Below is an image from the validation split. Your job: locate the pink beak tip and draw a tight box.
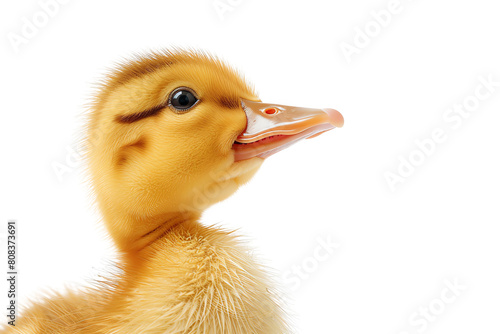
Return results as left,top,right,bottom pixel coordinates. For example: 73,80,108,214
322,108,344,128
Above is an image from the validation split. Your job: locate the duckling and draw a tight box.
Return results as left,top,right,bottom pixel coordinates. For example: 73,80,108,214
5,49,343,334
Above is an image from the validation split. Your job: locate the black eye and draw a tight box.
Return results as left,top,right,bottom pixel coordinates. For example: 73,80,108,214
170,88,198,112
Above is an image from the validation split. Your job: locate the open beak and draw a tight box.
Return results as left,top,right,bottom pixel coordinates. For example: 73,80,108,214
232,99,344,161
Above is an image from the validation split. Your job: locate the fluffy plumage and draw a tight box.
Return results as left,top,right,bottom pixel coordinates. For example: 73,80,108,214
4,50,289,333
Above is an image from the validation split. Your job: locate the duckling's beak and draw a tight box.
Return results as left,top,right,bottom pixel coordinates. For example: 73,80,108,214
233,99,344,161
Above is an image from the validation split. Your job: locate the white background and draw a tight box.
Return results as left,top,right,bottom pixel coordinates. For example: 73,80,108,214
1,0,500,333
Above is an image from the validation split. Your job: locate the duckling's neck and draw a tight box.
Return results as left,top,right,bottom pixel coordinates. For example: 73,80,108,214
133,212,201,252
105,209,201,253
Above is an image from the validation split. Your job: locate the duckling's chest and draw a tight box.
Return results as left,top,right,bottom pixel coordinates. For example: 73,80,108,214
105,234,287,333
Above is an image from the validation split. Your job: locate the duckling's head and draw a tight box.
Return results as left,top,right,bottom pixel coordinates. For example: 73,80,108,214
87,50,343,251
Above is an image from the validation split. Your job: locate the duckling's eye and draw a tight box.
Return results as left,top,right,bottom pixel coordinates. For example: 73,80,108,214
169,88,198,112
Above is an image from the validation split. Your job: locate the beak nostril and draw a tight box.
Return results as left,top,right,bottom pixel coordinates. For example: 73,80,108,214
264,107,278,115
